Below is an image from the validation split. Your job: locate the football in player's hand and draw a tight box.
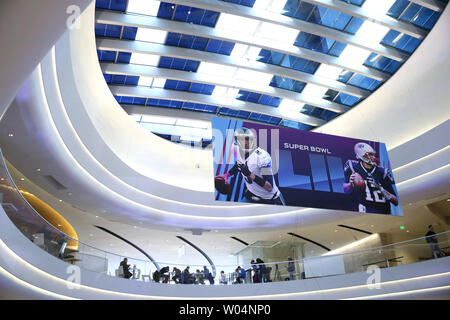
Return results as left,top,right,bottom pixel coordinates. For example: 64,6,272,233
215,176,231,195
352,173,365,189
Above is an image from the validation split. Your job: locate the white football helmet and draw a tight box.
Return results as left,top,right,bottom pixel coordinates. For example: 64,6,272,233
354,142,376,166
234,127,257,153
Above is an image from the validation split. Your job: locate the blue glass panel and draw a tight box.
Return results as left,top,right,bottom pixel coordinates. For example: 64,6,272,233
387,0,410,19
259,95,281,107
96,0,127,11
344,17,364,34
122,26,138,40
412,7,435,28
97,50,116,62
300,104,315,115
189,83,215,95
308,7,352,31
114,96,146,105
257,49,285,65
249,113,281,125
103,73,112,83
237,90,261,103
223,0,256,7
323,89,339,101
399,3,422,22
157,2,176,19
321,110,338,121
147,98,183,109
334,93,360,106
206,39,235,55
270,76,307,93
281,55,320,74
388,34,421,53
283,0,315,20
338,0,364,6
329,42,347,57
111,75,139,86
348,74,381,91
95,23,122,38
423,11,440,29
295,32,335,53
117,52,131,63
164,79,191,90
185,103,218,113
280,120,312,130
337,70,353,83
173,5,220,27
158,57,200,72
364,53,402,74
218,108,251,119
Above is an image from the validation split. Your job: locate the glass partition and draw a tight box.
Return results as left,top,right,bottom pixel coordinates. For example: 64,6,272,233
0,149,448,285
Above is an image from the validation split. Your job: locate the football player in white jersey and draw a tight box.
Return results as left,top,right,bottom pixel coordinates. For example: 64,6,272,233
216,127,285,205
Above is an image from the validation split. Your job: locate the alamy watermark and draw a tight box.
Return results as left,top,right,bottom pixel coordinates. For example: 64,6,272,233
366,265,381,290
66,265,81,290
66,5,81,30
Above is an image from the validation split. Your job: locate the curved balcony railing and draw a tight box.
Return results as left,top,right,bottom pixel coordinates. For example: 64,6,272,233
0,149,448,285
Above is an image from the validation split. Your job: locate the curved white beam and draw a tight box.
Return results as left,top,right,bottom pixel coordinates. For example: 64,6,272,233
135,1,408,62
108,85,327,126
97,37,390,82
301,0,428,39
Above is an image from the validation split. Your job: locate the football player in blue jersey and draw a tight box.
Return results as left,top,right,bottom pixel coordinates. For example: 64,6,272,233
343,142,398,214
215,127,285,205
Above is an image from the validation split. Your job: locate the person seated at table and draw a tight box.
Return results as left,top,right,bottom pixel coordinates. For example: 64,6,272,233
119,258,132,279
219,270,228,285
183,266,194,284
172,267,181,284
160,266,170,283
234,266,246,284
195,269,205,284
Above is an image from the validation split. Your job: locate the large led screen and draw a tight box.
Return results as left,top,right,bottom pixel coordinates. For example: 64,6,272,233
212,117,403,216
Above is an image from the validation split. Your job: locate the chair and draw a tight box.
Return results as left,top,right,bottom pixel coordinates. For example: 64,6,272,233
115,265,124,278
132,268,141,280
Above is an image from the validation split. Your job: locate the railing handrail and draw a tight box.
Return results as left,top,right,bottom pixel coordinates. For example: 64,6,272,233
1,148,448,270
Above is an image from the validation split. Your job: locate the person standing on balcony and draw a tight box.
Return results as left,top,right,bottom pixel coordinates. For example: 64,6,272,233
426,225,446,259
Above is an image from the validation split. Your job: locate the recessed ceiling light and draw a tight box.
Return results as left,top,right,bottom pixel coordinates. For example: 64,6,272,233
330,242,334,245
95,216,99,218
371,225,374,227
89,234,93,237
8,133,13,137
58,199,62,202
20,178,25,181
36,168,41,172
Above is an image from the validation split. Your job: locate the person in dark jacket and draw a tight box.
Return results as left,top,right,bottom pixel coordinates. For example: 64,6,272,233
120,258,132,279
426,225,446,258
183,266,194,284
